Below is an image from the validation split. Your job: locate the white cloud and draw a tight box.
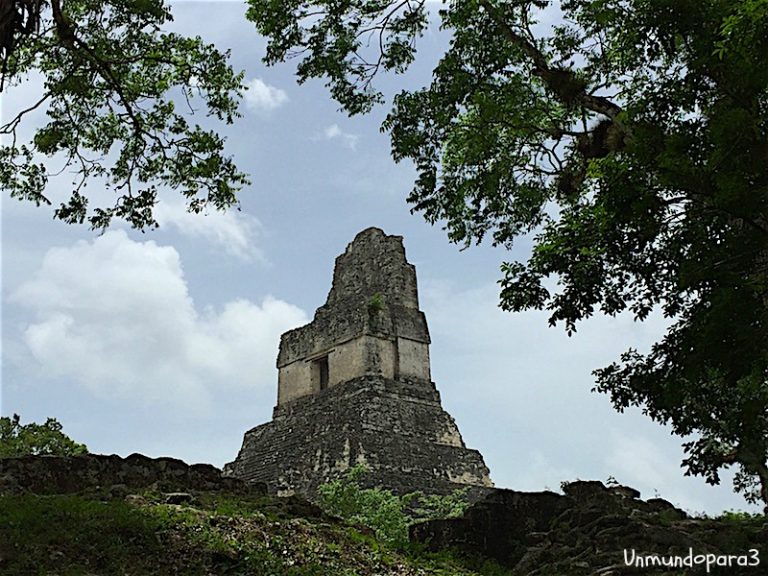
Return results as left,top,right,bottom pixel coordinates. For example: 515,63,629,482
324,124,342,139
153,198,263,261
243,77,288,113
320,123,359,149
10,231,308,411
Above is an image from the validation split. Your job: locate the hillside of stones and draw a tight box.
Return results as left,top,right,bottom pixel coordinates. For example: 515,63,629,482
1,453,766,575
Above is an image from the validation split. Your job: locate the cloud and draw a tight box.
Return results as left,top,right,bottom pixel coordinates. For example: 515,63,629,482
10,231,308,411
153,198,263,261
243,78,289,113
324,124,343,139
319,123,359,149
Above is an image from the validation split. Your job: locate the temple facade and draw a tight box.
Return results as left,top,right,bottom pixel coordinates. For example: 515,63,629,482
224,227,493,497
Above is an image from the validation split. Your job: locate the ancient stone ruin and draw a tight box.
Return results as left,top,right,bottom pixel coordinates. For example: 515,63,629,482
0,453,262,497
411,480,768,574
225,227,493,497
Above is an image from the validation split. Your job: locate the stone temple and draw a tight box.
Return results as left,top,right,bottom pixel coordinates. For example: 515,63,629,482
224,227,493,496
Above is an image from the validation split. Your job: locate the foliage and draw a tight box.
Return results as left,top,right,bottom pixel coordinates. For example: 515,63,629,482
410,486,470,522
316,464,469,549
717,509,765,523
1,484,761,575
0,494,165,574
1,0,248,230
246,0,768,510
368,292,385,314
317,465,411,547
0,413,88,457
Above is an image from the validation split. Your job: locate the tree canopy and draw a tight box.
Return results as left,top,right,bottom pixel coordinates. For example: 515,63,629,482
0,0,248,229
0,414,88,457
246,0,768,510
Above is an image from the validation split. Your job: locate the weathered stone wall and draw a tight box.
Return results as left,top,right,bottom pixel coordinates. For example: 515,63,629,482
279,335,400,403
226,376,493,497
411,481,768,574
279,334,431,403
324,228,420,311
277,305,430,399
277,359,313,403
396,337,430,381
276,228,431,405
0,453,263,496
331,335,397,384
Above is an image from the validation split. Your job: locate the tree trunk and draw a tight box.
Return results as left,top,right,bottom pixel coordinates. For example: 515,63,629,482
756,461,768,515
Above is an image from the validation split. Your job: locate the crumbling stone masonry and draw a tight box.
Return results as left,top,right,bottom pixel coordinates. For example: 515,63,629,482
224,227,493,497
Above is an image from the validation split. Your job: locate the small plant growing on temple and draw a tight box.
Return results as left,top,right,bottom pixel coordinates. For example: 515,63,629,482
368,293,385,315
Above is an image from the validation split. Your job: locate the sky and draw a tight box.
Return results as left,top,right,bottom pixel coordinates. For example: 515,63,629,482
0,1,757,515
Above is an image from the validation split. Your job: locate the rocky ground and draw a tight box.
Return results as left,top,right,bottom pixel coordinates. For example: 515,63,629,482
412,480,768,575
0,454,488,575
1,454,766,575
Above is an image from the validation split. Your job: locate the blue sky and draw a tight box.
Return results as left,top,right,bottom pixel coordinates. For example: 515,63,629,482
1,1,757,514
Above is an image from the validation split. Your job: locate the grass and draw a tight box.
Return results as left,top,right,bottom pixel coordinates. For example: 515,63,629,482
0,495,169,575
0,492,491,576
4,489,762,575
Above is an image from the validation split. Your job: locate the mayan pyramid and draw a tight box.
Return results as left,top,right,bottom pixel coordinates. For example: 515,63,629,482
225,227,493,497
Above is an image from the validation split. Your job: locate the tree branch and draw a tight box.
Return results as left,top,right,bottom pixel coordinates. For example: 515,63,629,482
479,0,623,122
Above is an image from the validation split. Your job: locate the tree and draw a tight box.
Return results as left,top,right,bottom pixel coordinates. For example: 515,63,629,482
1,0,248,229
245,0,768,510
0,413,88,457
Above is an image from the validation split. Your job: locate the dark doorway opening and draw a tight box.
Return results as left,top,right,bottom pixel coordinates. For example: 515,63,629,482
315,356,329,391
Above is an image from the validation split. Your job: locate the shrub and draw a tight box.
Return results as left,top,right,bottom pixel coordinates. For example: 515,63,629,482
317,465,469,549
409,487,470,522
717,509,765,522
